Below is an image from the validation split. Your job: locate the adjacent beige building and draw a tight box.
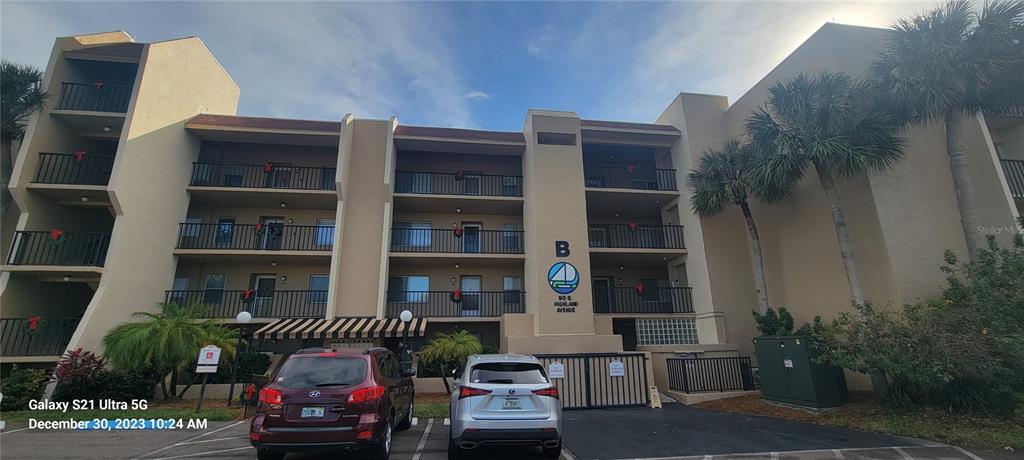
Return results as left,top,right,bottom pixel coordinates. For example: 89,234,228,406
2,25,1021,395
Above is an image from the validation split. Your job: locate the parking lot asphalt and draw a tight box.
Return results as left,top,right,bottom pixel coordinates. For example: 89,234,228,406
0,405,1007,460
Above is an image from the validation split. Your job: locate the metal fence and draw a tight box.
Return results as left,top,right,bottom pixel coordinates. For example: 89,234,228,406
390,228,524,254
0,317,80,356
34,153,115,185
534,353,649,409
385,291,525,318
176,223,333,251
394,171,523,197
666,356,755,393
190,162,337,191
164,290,327,318
583,166,677,191
593,287,694,314
56,82,132,112
1002,159,1024,199
6,231,110,266
588,224,685,249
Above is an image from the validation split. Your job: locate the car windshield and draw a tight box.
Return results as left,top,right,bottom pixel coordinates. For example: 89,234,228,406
276,357,367,389
469,362,548,384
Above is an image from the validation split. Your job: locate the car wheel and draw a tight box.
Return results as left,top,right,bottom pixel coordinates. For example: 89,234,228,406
396,400,413,431
369,419,392,460
542,442,561,459
447,434,465,460
256,449,283,460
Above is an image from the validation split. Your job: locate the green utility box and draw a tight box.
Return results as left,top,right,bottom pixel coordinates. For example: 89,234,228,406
754,336,847,408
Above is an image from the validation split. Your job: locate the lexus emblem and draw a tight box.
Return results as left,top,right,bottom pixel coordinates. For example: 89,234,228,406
509,389,516,394
309,391,321,398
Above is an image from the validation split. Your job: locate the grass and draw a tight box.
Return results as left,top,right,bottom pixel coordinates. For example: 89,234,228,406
414,393,450,419
695,393,1024,451
1,399,245,423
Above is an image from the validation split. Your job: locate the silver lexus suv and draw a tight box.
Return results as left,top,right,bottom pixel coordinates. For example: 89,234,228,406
448,354,562,459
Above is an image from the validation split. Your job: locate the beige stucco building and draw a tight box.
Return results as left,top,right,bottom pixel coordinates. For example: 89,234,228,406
2,25,1021,395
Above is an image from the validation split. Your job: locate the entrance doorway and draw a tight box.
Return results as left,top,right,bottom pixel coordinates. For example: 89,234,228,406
461,222,482,253
259,217,285,250
612,318,638,351
253,275,277,317
592,277,614,313
460,275,481,317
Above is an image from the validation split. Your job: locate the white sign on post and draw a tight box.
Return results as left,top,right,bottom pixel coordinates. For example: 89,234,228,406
783,358,794,368
197,345,221,372
548,362,565,379
609,360,625,377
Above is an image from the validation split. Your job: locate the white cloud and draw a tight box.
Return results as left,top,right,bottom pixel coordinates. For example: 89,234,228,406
525,24,557,56
465,90,491,100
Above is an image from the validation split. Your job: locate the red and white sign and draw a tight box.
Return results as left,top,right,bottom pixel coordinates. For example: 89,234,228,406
197,345,221,366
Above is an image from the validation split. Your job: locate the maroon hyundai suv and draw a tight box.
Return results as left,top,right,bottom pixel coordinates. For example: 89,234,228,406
249,347,415,460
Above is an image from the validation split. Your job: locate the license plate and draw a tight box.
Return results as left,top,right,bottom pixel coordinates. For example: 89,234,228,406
502,398,521,410
301,406,324,418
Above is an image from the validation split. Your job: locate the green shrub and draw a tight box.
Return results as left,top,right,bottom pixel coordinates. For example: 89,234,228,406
0,366,48,411
752,307,795,336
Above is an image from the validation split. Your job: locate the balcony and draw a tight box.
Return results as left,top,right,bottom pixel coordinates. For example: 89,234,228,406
1003,159,1024,199
390,228,524,255
33,152,115,186
385,291,525,318
593,286,694,314
175,223,333,260
588,224,685,249
6,231,110,267
394,171,522,197
190,162,336,191
55,82,132,113
583,166,677,191
165,290,327,319
1,317,80,357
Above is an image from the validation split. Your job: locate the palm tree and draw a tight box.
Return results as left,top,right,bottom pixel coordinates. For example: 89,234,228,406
746,71,905,306
865,0,1024,260
688,140,788,313
418,330,482,394
103,301,236,400
1,61,47,214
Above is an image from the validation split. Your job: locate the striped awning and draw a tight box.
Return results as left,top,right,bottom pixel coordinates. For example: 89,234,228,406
253,317,428,340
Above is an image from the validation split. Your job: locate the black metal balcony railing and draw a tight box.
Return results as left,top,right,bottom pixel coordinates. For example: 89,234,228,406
390,228,524,254
583,165,677,191
56,82,132,113
394,171,523,197
1002,159,1024,199
164,290,327,318
33,152,115,185
588,224,685,249
593,287,694,314
176,223,333,251
385,291,526,318
6,231,110,266
190,163,337,191
0,317,80,356
667,356,756,393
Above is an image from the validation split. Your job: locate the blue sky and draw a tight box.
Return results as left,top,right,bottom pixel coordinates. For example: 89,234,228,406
1,1,932,131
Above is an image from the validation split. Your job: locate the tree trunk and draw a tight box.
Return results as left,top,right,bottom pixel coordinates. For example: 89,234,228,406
1,140,13,214
944,110,982,260
739,201,770,313
439,363,451,395
169,367,179,399
814,162,866,306
158,374,169,400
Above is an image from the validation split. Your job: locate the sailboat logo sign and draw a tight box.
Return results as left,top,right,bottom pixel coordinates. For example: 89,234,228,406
547,262,580,294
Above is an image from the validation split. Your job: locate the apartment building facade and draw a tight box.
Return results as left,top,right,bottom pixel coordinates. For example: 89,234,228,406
2,25,1021,393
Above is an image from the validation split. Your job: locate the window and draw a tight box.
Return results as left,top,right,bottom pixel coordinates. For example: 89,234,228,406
502,223,521,252
503,276,522,304
202,274,226,304
469,362,548,384
214,218,235,245
387,276,429,303
537,132,576,146
276,357,366,388
392,221,431,247
308,275,329,303
635,318,698,346
315,219,335,247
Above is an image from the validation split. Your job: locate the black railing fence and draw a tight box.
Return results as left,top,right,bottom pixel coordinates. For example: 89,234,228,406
583,165,677,191
164,290,327,318
385,291,525,318
0,317,80,356
1002,159,1024,198
588,224,685,249
190,163,337,191
667,356,756,393
6,231,110,266
34,153,115,185
593,287,694,314
390,228,524,254
176,223,333,251
394,171,523,197
56,82,132,113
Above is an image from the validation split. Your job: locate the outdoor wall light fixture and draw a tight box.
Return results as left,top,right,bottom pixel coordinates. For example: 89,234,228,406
454,263,460,269
618,265,625,271
271,260,278,267
280,275,288,282
456,207,462,214
63,275,71,282
80,195,90,202
614,211,620,217
103,125,111,132
450,277,457,284
287,218,294,224
280,202,287,208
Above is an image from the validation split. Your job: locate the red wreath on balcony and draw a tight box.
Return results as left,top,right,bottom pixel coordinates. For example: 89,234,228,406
626,164,636,174
49,228,66,244
263,162,274,174
93,81,105,90
27,316,42,332
628,222,639,232
454,170,465,181
450,289,462,303
74,150,87,162
241,288,256,304
255,222,265,234
453,225,463,238
634,282,647,297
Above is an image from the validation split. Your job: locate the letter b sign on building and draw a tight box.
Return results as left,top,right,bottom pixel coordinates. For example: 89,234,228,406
555,240,570,257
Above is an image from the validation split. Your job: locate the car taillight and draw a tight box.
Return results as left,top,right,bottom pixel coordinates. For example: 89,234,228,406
258,387,283,405
348,385,386,403
532,386,559,398
458,386,492,399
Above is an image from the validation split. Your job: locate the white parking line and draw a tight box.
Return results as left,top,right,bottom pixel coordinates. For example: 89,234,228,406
562,446,580,460
0,427,30,435
954,446,984,460
412,417,418,426
152,446,252,460
411,418,434,460
893,447,914,459
832,448,845,459
443,417,450,426
135,420,247,459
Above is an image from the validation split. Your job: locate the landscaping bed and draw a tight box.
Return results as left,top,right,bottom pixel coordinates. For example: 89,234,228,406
414,393,449,419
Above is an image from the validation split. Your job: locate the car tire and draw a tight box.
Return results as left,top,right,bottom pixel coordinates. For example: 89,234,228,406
447,435,465,460
256,449,283,460
542,442,561,459
396,399,413,431
368,419,392,460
